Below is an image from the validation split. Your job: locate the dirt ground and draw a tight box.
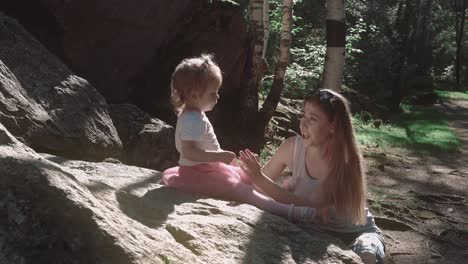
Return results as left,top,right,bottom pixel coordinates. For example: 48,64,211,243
363,99,468,264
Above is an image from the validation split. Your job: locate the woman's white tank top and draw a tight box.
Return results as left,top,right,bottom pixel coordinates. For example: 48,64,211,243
289,136,380,233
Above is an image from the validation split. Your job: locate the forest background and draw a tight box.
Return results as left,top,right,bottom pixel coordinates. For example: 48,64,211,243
249,0,467,104
235,0,468,156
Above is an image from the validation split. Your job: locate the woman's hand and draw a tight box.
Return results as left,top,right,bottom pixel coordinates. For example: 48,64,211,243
239,149,262,181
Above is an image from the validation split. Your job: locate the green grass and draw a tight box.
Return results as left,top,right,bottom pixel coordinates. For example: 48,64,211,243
435,89,468,100
367,186,389,210
354,102,461,153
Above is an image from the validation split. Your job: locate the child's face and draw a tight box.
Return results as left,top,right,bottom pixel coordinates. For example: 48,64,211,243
300,101,334,146
194,82,220,112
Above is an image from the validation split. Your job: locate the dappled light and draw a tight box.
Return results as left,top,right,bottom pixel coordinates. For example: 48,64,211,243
1,0,468,263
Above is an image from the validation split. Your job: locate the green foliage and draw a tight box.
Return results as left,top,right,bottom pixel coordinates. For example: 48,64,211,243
343,1,399,96
431,3,468,83
262,0,325,99
268,0,283,33
370,199,382,210
244,0,468,103
344,17,371,87
259,142,279,164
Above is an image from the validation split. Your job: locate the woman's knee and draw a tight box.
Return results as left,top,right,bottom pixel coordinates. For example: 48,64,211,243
351,232,385,264
358,252,377,264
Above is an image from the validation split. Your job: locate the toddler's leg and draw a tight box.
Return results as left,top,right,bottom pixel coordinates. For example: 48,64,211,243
230,165,270,195
161,166,180,185
223,183,321,225
223,183,290,219
288,205,318,225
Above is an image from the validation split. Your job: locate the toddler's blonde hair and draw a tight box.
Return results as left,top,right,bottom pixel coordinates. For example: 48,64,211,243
170,54,222,113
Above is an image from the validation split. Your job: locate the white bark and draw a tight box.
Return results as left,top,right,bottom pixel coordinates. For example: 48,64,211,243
242,0,265,114
322,47,345,90
321,0,346,91
250,0,265,73
277,0,293,76
260,0,293,117
325,0,345,20
262,0,270,58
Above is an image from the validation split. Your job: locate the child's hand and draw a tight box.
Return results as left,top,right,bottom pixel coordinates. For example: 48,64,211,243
219,151,236,164
239,149,262,181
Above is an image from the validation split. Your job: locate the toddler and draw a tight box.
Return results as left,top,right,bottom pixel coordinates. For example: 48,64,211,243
161,54,294,219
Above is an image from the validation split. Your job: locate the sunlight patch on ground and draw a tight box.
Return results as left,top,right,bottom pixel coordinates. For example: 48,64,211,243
354,103,461,153
435,90,468,100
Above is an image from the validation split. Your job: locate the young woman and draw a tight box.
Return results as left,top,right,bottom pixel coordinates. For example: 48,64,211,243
240,89,385,264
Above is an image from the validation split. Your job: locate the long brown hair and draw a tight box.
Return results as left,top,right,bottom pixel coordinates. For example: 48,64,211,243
304,89,366,225
170,54,222,113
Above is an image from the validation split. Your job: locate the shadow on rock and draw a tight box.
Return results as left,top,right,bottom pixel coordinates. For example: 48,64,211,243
116,186,200,229
240,212,355,264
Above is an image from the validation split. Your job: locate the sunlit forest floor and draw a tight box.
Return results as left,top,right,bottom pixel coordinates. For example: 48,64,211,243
364,98,468,264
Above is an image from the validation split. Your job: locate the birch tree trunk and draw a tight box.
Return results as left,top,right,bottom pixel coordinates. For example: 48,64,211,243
243,0,264,115
260,0,293,121
262,0,270,58
321,0,346,91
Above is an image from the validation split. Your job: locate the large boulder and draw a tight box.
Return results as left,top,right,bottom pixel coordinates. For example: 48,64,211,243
108,104,178,171
269,98,303,139
0,13,122,161
1,0,249,122
0,123,362,264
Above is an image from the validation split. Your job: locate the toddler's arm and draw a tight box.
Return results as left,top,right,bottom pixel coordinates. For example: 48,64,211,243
181,140,235,164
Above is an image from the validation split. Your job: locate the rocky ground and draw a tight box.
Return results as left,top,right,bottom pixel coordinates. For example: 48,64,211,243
364,99,468,264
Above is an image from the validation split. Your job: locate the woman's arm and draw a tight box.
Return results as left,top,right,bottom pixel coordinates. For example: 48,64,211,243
260,136,295,180
240,149,330,208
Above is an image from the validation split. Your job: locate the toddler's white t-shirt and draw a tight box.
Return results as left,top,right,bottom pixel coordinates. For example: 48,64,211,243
175,111,221,166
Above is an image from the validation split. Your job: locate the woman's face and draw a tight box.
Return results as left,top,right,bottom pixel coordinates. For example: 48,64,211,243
300,101,334,146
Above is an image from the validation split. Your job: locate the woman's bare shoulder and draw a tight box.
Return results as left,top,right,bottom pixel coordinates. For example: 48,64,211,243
274,136,298,161
282,136,297,147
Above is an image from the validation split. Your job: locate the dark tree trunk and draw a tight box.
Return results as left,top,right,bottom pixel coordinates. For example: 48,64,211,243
414,0,433,75
242,0,264,122
231,0,265,153
391,0,415,110
455,0,467,86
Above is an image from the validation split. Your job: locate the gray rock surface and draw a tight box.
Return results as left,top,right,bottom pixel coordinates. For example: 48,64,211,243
0,122,362,264
0,13,122,161
108,104,178,171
